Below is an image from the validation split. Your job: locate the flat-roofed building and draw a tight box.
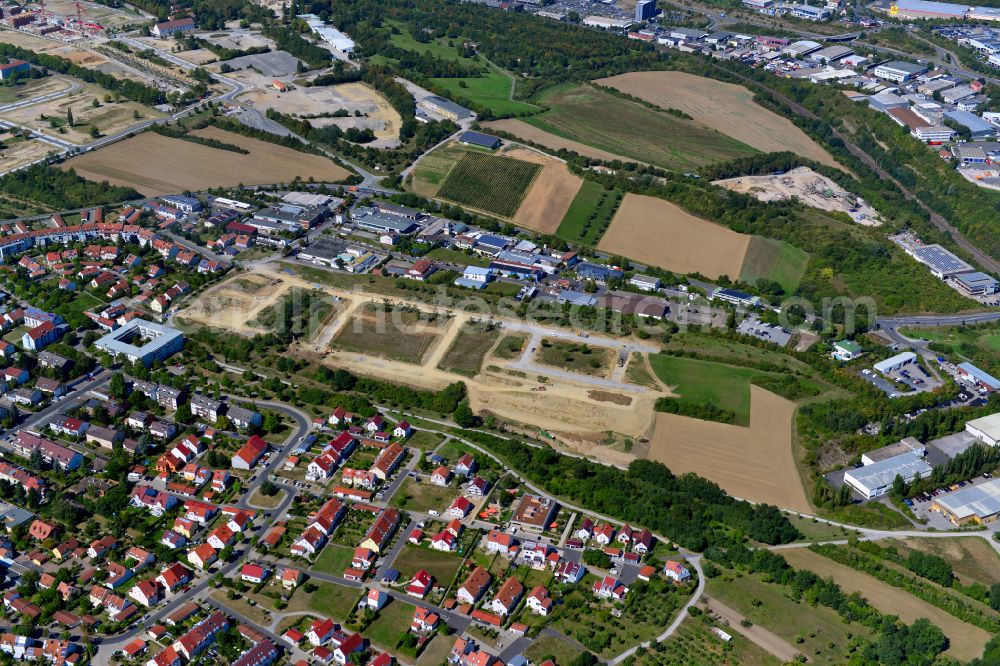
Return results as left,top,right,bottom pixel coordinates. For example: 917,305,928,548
873,351,917,375
932,478,1000,525
861,437,925,466
953,272,1000,296
909,244,974,278
511,494,560,530
418,95,473,122
94,320,184,368
873,60,927,82
808,45,852,64
844,452,932,499
966,412,1000,445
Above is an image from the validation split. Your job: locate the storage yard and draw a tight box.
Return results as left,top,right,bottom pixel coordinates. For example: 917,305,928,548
63,128,351,195
597,71,843,170
713,166,883,225
598,193,751,279
239,82,403,146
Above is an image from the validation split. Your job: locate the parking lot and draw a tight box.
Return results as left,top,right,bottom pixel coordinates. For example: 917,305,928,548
737,314,792,347
859,361,940,397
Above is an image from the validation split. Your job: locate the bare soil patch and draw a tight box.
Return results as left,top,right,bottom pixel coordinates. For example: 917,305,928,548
714,167,880,225
177,272,290,334
0,138,55,173
242,82,402,144
481,119,636,164
780,548,991,662
63,128,349,195
646,386,810,512
587,390,632,405
505,147,583,234
598,193,750,279
597,71,842,170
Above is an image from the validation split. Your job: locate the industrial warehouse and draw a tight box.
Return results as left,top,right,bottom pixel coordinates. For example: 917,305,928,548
932,478,1000,525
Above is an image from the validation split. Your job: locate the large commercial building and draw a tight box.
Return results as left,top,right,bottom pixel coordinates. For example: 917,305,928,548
932,478,1000,525
861,437,925,466
418,96,473,122
957,362,1000,392
884,0,967,20
944,109,996,139
966,412,1000,446
872,60,928,82
953,271,1000,296
94,319,184,368
844,451,932,499
908,244,974,278
873,351,917,375
791,4,831,19
151,17,195,38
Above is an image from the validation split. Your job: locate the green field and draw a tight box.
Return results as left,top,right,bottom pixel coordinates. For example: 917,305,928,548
432,73,539,116
393,477,460,513
425,246,490,267
660,618,782,666
365,598,416,651
437,152,541,217
739,236,810,294
313,543,354,575
706,572,870,664
524,84,758,171
385,23,537,115
556,180,622,245
648,355,771,426
393,545,464,587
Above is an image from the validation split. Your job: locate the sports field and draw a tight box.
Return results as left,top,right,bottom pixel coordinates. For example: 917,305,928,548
781,548,991,661
646,385,811,512
556,181,621,245
507,147,583,234
596,71,842,170
437,152,541,218
598,194,751,279
648,354,766,425
522,84,758,171
63,128,351,195
739,236,809,294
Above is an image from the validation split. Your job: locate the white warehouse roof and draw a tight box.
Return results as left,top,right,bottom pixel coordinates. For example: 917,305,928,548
844,452,932,494
873,351,916,374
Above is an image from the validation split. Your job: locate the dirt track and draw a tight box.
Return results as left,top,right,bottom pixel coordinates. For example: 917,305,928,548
703,597,802,662
178,265,664,443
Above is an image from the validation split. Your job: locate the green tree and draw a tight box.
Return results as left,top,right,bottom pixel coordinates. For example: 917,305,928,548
453,401,476,428
109,372,126,400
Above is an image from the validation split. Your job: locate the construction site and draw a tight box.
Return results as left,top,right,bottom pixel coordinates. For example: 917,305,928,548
0,0,139,41
713,166,883,226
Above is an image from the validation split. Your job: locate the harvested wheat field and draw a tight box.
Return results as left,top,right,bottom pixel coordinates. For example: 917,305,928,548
63,129,350,195
597,72,842,170
781,548,990,662
598,193,750,279
646,386,810,512
482,119,636,164
505,147,583,234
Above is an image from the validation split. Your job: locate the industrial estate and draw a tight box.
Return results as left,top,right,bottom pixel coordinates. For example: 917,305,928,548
1,0,1000,664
